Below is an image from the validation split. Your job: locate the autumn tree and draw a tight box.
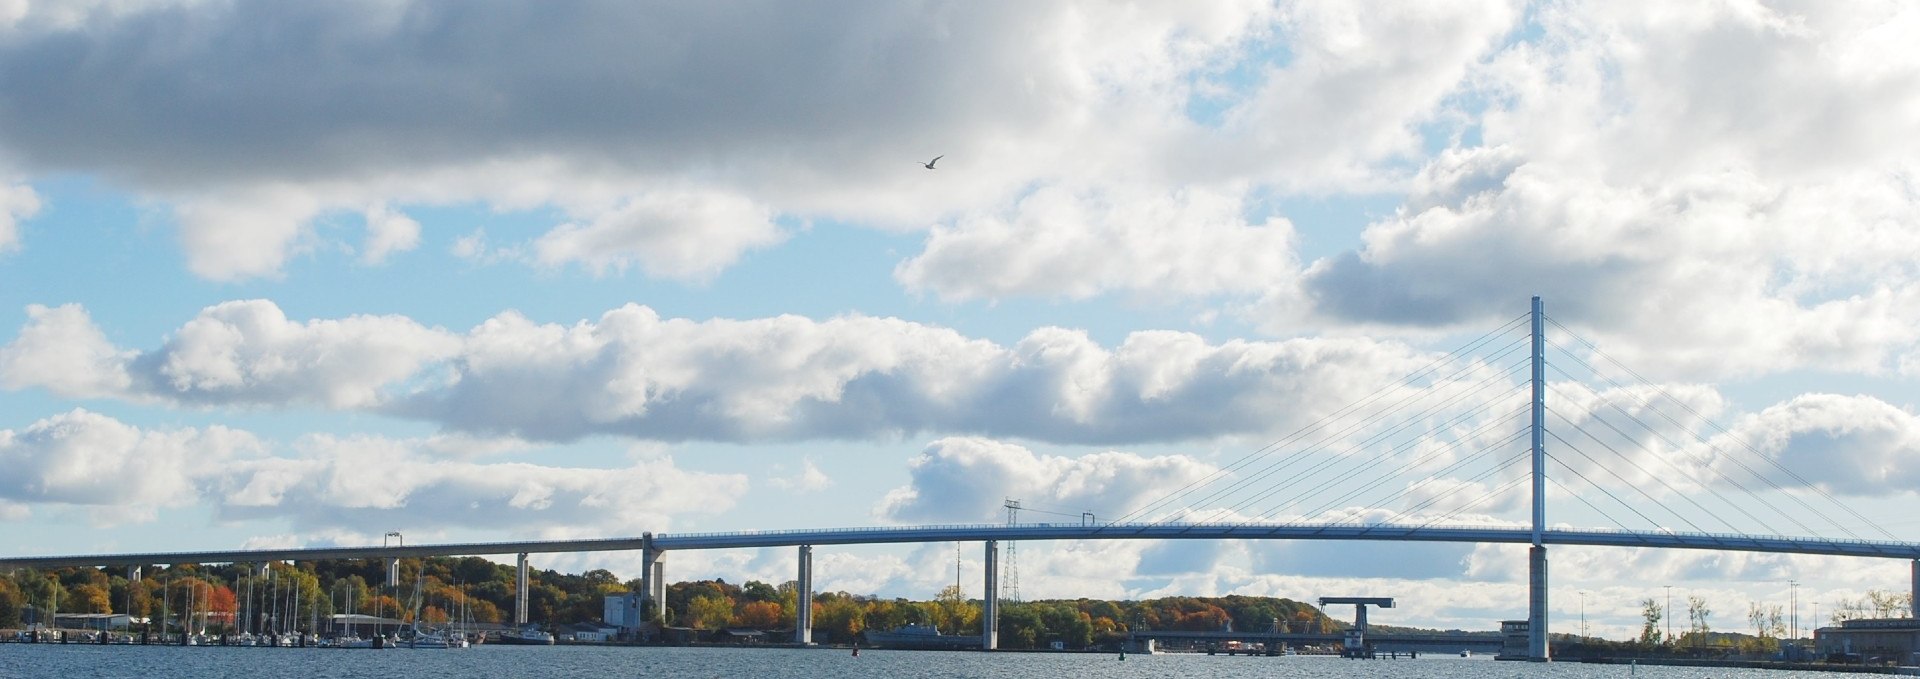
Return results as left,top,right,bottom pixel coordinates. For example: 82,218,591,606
685,593,735,630
813,595,867,643
736,601,783,628
65,584,112,614
1684,595,1712,648
1638,598,1663,646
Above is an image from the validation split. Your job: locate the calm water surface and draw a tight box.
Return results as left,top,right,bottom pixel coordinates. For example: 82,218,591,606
0,644,1886,679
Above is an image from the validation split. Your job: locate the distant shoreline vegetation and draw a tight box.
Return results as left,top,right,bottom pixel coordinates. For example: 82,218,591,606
0,558,1339,649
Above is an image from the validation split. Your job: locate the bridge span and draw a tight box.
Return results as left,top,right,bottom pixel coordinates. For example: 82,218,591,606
5,522,1918,570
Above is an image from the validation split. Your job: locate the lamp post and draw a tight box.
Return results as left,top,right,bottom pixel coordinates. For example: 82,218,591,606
1664,585,1672,645
1789,580,1798,642
1579,591,1588,641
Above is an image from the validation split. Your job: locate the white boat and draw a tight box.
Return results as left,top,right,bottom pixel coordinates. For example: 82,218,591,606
406,626,469,649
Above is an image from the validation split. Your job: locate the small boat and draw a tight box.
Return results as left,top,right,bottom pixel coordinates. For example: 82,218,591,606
493,627,555,645
1460,650,1471,658
861,623,979,650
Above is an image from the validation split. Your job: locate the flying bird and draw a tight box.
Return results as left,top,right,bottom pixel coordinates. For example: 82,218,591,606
921,155,943,170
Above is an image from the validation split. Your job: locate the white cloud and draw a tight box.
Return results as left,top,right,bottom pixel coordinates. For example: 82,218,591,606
0,182,38,252
0,409,748,537
360,203,421,264
138,299,462,408
171,188,322,281
877,437,1216,523
1292,2,1920,376
1710,393,1920,497
0,409,263,523
533,189,785,282
768,457,833,492
896,185,1300,302
0,303,133,398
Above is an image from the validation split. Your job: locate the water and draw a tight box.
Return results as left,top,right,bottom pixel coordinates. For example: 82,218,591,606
0,644,1882,679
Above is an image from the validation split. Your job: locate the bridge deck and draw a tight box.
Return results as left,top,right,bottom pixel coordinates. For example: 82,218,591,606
1,522,1915,569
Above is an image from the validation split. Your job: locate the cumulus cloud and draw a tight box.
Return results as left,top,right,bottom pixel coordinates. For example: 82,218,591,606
132,299,462,408
0,409,747,536
171,189,323,281
360,203,421,264
0,0,1535,294
0,303,133,398
0,409,263,524
897,185,1299,302
877,437,1216,523
0,182,38,251
1709,393,1920,497
1,299,1433,443
533,189,786,282
1291,2,1920,377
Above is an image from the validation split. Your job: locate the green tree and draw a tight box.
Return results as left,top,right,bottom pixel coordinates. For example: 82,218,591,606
0,578,23,628
1685,594,1712,648
814,595,867,643
741,580,780,603
1638,597,1663,646
999,605,1043,648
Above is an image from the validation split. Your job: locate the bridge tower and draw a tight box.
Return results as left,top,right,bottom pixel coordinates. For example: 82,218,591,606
1528,295,1550,662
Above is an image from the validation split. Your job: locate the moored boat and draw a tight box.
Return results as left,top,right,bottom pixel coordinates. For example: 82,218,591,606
493,627,555,645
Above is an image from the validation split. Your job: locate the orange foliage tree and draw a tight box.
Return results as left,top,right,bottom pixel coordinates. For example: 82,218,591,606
736,601,783,628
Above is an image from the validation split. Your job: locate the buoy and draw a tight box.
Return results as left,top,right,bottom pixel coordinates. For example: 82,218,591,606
1119,650,1127,661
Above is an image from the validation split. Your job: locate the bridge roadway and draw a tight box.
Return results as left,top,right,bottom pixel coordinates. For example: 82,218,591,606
4,522,1918,569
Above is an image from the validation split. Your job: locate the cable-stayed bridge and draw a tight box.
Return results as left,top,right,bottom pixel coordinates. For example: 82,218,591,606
4,298,1917,660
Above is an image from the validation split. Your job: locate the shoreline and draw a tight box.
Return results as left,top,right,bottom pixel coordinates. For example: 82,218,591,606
1579,656,1920,675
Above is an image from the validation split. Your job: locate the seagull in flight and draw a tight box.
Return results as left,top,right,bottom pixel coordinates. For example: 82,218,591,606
921,155,943,170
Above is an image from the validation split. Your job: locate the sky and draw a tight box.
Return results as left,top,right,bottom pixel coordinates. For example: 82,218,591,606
2,0,1919,639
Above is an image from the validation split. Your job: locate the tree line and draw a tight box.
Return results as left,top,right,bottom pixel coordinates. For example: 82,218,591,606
0,558,1334,650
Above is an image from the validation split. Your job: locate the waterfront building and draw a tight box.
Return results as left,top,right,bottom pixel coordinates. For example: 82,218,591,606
1814,618,1920,666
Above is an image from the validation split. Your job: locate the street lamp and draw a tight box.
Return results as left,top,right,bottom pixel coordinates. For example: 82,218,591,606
1664,585,1672,645
1579,591,1588,641
1789,580,1798,642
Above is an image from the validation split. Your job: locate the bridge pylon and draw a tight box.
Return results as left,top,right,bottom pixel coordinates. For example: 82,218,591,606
1528,296,1550,662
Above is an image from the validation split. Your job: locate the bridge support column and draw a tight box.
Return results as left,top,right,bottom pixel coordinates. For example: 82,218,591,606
1529,546,1549,661
515,552,529,626
795,545,812,645
983,539,999,650
640,534,667,626
1911,559,1918,621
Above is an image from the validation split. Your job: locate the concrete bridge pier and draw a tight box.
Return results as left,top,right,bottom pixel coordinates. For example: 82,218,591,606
515,552,529,626
640,535,668,625
1529,546,1549,661
1911,559,1918,620
795,545,812,645
983,539,999,650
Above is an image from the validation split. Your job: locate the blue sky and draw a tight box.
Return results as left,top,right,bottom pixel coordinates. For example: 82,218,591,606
3,0,1919,636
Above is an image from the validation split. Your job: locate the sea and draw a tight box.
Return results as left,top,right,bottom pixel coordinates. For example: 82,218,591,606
0,644,1892,679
